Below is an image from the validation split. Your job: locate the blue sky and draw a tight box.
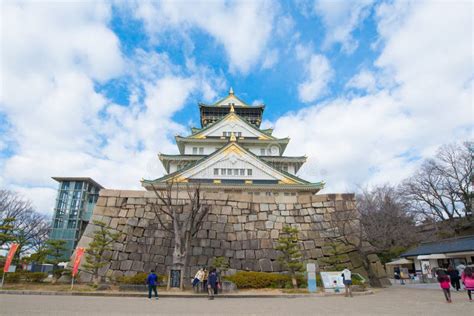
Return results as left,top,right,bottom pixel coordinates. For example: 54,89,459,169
1,0,472,215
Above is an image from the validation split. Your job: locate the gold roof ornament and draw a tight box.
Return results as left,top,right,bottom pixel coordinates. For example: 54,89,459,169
230,104,235,113
229,87,234,95
230,131,237,142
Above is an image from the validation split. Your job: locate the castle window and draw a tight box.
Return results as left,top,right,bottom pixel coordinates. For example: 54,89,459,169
247,169,253,176
193,147,198,154
240,169,245,176
236,132,242,137
234,169,239,176
260,148,265,155
214,168,219,175
227,168,232,175
221,168,226,175
199,147,204,154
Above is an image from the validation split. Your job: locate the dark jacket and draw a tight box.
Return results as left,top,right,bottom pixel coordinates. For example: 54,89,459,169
208,271,218,288
447,269,460,280
147,273,158,286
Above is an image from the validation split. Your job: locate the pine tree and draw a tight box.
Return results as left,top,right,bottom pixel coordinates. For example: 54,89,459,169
276,226,304,288
319,241,351,271
0,217,16,247
83,220,121,285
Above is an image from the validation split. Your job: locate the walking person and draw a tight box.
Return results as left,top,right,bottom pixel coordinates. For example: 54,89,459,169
193,268,204,293
207,268,218,300
436,270,452,303
146,270,159,300
447,265,460,291
202,268,209,293
341,267,353,297
461,266,474,301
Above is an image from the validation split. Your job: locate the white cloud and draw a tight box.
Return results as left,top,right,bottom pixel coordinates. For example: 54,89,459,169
0,2,224,215
313,0,374,53
132,0,278,74
275,0,473,193
346,69,377,92
298,54,334,103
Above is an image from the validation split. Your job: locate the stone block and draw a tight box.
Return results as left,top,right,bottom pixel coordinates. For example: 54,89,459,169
265,221,274,229
120,260,133,271
197,230,208,238
244,222,254,230
278,203,286,211
217,215,228,223
241,240,250,249
238,215,247,222
106,197,116,207
231,241,242,250
208,230,217,239
225,249,235,258
235,250,245,259
221,206,232,215
258,259,273,272
227,233,237,241
233,223,242,231
260,239,272,249
236,231,247,241
303,240,315,249
230,259,242,269
200,239,210,248
245,250,255,259
270,230,279,239
132,227,144,237
248,214,257,221
249,239,259,249
257,212,268,220
210,240,220,248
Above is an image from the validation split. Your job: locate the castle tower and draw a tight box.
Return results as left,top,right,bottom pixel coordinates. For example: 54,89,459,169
142,90,323,195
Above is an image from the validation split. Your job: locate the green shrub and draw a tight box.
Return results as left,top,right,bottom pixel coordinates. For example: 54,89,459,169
5,272,22,283
24,272,48,283
224,271,308,289
117,272,166,285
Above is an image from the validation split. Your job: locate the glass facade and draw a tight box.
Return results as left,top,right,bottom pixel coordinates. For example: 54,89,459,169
49,178,102,258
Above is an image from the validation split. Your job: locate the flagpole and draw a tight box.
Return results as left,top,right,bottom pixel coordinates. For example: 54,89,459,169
1,272,5,288
71,275,74,290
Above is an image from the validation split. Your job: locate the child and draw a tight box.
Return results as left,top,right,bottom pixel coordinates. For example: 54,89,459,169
333,280,340,293
461,266,474,301
436,270,452,303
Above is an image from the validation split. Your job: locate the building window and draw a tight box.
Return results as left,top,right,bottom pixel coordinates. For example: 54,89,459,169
236,132,242,137
284,192,290,196
234,169,239,176
247,169,253,176
240,169,245,176
193,147,198,154
214,168,219,175
265,192,272,196
254,192,260,196
221,168,226,175
227,168,232,175
260,148,265,155
223,131,226,137
199,147,204,154
282,165,288,172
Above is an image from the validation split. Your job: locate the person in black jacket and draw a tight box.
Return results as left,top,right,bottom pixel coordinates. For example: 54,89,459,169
447,265,460,291
207,268,218,300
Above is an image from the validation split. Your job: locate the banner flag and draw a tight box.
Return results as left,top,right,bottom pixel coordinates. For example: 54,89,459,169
3,243,19,273
72,247,85,277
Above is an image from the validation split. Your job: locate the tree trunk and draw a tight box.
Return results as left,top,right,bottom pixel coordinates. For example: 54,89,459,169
291,276,298,289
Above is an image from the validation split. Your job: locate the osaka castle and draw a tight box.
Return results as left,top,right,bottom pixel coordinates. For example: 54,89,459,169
142,89,324,195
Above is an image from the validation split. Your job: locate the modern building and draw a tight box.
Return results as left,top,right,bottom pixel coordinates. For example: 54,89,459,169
142,88,324,195
49,177,104,258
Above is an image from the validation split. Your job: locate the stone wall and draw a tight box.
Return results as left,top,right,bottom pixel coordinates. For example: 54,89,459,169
75,189,375,282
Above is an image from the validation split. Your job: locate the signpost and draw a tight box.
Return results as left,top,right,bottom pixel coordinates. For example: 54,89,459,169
307,263,318,293
1,243,19,288
71,247,85,290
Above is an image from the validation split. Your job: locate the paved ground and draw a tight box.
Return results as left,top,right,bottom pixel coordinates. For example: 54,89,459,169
1,287,472,316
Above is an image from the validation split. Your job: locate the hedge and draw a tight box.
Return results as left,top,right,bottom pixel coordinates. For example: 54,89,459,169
0,271,47,283
116,272,166,285
223,272,317,289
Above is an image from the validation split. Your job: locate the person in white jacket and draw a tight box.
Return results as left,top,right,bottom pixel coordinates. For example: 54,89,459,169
341,268,353,297
192,268,205,292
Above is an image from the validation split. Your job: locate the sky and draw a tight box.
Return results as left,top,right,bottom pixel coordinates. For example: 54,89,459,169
1,0,472,216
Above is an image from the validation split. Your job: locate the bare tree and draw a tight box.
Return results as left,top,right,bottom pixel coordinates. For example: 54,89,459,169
324,204,384,287
0,190,50,255
358,185,418,262
149,182,214,290
401,142,472,233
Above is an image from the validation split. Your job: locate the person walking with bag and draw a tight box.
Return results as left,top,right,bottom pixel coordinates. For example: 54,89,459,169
447,266,460,291
437,270,452,303
461,266,474,301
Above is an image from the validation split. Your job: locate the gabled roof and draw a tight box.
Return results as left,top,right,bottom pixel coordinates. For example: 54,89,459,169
188,108,276,140
145,140,320,187
401,235,474,257
199,88,264,108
